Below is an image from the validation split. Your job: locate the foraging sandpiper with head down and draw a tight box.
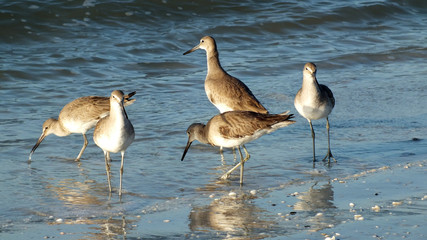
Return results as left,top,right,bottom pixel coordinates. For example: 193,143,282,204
181,111,295,184
29,91,136,162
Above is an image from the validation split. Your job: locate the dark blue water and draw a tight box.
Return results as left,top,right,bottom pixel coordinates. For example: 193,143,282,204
1,0,427,239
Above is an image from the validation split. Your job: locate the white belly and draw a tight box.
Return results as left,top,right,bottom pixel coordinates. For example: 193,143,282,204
296,104,331,120
94,123,135,153
214,103,234,113
209,129,266,148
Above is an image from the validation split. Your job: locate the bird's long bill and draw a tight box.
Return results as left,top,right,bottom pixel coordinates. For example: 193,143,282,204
181,139,193,161
123,91,136,107
183,44,200,55
121,102,129,119
124,91,136,100
29,132,46,161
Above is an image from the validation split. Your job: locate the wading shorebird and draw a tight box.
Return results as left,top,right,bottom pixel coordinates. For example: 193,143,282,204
181,111,295,185
294,62,336,162
183,36,268,114
29,91,136,162
184,36,270,157
93,90,135,196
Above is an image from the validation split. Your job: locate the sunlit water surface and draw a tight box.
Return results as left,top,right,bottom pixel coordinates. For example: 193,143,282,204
1,0,426,239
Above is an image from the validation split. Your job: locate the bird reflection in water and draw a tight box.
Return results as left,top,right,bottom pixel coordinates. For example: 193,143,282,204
47,178,103,205
293,181,335,211
189,193,275,239
293,181,337,232
48,215,129,240
46,178,132,239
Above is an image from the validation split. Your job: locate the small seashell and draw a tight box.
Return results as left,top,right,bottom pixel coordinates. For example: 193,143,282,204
315,212,324,217
371,205,381,212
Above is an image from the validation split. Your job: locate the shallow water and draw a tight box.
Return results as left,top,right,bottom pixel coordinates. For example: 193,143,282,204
1,0,427,239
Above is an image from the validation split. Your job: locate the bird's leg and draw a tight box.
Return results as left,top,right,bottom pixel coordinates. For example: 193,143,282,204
309,120,316,162
219,147,237,163
322,117,336,163
106,151,112,162
220,145,251,180
242,145,250,161
220,146,225,163
239,145,250,185
104,151,112,193
119,151,125,196
76,134,88,161
238,147,244,185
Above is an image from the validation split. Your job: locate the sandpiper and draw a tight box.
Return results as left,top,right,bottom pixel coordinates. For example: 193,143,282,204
29,92,135,162
181,111,295,184
93,90,135,196
294,62,336,162
183,36,268,114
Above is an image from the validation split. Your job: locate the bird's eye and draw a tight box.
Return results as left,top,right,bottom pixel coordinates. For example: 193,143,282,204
201,40,204,43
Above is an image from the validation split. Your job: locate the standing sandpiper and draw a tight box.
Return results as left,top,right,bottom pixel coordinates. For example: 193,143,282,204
93,90,135,196
294,62,336,163
183,36,268,114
